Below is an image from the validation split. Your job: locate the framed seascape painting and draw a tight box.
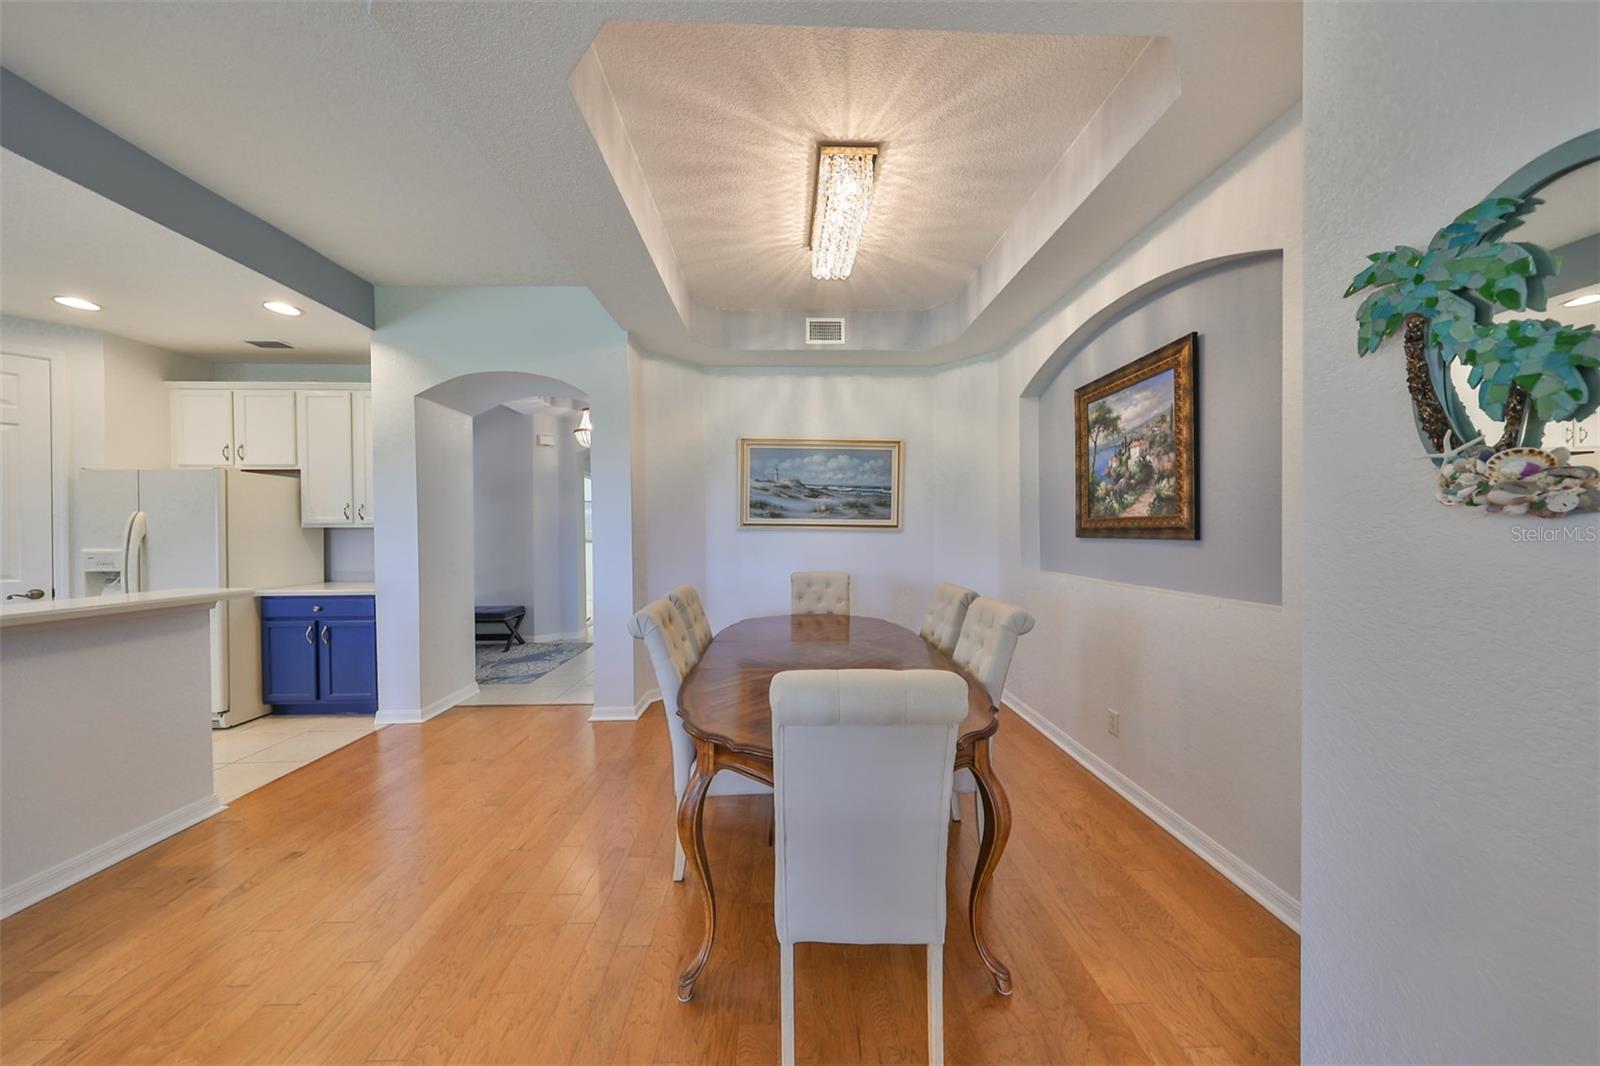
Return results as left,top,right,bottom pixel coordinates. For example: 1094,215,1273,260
739,438,903,529
1075,333,1199,539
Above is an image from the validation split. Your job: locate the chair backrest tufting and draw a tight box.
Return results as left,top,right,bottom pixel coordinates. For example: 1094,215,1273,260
770,668,966,946
666,585,714,657
628,597,701,796
950,597,1036,705
919,582,979,655
790,571,851,616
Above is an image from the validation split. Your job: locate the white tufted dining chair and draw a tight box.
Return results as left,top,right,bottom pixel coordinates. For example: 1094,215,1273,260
665,584,714,658
770,668,967,1066
948,597,1036,834
790,571,851,616
919,582,979,656
628,597,704,882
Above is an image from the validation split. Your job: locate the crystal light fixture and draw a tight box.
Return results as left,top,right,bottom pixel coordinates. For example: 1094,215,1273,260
574,408,592,448
809,145,878,281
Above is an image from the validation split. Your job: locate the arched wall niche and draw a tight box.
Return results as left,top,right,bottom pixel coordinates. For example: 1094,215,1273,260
1022,250,1286,604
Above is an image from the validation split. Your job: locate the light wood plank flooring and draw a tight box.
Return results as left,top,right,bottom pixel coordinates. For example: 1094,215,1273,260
0,704,1298,1064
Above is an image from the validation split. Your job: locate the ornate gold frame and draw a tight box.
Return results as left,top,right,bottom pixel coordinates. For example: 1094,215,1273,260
738,437,903,530
1074,333,1199,540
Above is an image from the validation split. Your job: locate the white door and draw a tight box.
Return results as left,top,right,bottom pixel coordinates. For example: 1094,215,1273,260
0,353,54,602
298,390,354,525
232,390,297,469
352,390,374,526
171,388,236,467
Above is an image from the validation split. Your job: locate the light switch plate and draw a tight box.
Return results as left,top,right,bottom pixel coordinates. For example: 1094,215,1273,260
1107,708,1121,737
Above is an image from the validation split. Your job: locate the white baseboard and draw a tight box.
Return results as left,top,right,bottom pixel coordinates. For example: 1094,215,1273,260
1,794,225,919
1003,689,1301,932
591,688,657,722
377,681,480,726
533,629,589,643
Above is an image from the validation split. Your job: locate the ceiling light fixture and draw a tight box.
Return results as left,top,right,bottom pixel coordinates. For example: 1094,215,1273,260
1563,292,1600,308
809,145,878,281
574,408,592,449
53,295,101,312
263,300,302,317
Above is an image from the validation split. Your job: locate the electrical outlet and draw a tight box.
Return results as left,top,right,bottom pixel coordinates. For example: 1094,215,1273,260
1107,708,1121,737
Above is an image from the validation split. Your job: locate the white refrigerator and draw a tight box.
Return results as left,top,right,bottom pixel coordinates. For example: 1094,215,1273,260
73,468,324,727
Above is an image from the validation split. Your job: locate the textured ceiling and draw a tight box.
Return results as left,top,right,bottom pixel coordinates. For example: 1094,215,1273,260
0,2,576,287
590,22,1149,312
0,1,1301,367
0,151,371,362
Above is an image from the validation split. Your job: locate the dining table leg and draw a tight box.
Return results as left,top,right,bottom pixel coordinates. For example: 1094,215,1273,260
968,736,1014,995
676,739,718,1002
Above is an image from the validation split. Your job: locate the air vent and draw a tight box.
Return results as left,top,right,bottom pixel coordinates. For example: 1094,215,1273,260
805,317,846,345
245,340,295,349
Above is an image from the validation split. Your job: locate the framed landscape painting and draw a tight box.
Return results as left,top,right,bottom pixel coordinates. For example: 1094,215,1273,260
739,438,903,529
1075,333,1198,539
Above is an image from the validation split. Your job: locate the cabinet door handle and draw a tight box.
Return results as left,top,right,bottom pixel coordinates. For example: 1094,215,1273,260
321,626,331,646
223,444,231,462
357,504,366,521
304,623,315,645
344,502,352,520
237,444,245,462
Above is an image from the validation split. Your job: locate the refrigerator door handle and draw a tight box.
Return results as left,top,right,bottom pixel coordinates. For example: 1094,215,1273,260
119,510,149,594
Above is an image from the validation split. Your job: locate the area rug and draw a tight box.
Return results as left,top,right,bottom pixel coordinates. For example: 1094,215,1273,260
475,640,590,684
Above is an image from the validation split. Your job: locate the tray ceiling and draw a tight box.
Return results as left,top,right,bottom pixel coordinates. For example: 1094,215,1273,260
590,22,1150,313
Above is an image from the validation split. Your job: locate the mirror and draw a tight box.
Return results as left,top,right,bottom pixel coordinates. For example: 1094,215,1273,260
1448,155,1600,453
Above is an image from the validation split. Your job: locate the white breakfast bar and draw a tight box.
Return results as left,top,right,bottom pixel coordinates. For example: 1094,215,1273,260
0,587,249,916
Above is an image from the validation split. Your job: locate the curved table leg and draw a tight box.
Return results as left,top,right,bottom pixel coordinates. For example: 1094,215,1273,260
968,737,1014,995
676,741,718,1002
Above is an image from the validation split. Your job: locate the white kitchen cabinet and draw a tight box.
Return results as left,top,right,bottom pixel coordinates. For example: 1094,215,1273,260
352,389,374,526
170,388,236,467
232,389,297,468
298,391,355,526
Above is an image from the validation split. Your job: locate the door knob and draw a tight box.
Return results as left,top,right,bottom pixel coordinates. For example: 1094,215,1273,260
5,588,45,600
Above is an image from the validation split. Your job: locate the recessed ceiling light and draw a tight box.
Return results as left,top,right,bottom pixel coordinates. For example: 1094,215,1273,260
53,295,101,312
810,145,878,281
262,300,302,317
1563,292,1600,308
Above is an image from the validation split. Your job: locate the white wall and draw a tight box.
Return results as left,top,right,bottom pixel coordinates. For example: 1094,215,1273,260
996,108,1304,923
101,333,207,467
1302,4,1599,1062
325,528,374,582
370,287,633,722
700,362,1001,632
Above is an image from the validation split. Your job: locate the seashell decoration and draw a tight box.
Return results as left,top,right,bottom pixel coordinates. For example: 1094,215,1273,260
1436,446,1600,517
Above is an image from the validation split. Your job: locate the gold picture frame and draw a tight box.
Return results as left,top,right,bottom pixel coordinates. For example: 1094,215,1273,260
739,438,903,529
1074,333,1199,539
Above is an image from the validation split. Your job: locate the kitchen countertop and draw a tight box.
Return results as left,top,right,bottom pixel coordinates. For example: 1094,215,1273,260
0,588,251,629
257,582,376,597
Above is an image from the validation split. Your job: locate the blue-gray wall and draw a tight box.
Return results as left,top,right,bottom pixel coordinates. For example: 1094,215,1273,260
1037,253,1284,604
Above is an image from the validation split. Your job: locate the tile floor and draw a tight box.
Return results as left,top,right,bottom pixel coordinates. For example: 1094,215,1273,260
459,644,594,706
212,715,381,803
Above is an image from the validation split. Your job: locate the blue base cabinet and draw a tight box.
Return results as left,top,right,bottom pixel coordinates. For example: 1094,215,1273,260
261,595,377,714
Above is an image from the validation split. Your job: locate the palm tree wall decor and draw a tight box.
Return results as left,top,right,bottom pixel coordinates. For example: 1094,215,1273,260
1345,194,1600,457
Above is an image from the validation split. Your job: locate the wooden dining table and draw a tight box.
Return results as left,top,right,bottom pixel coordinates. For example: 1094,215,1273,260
673,613,1013,1003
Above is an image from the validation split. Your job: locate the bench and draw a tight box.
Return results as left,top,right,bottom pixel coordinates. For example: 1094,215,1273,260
475,604,528,653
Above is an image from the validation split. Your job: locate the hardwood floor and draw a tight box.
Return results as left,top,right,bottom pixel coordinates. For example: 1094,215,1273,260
0,705,1298,1064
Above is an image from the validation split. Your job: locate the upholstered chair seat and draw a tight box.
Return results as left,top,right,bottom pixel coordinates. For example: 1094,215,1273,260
790,571,851,616
919,582,979,655
770,668,967,1066
949,597,1036,833
628,597,705,882
666,585,714,657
